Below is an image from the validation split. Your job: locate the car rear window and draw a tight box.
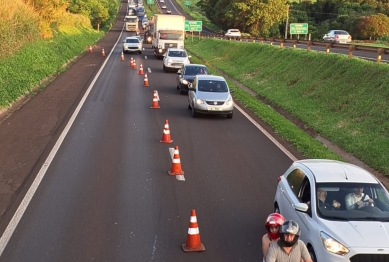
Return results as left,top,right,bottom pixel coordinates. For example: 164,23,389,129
197,80,228,92
184,67,208,75
334,31,348,35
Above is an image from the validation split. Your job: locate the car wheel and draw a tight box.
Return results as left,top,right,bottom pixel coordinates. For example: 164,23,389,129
177,84,180,90
163,64,166,72
227,112,233,119
274,204,280,214
191,106,198,118
139,50,142,54
188,102,192,109
308,247,317,262
179,88,184,95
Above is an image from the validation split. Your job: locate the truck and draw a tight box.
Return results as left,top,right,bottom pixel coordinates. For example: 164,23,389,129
136,6,145,22
152,14,185,59
124,15,139,34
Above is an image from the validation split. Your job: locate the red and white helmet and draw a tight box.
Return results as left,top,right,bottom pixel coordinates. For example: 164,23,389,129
265,213,285,240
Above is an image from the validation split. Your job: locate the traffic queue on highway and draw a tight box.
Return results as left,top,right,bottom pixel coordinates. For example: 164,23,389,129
121,1,389,261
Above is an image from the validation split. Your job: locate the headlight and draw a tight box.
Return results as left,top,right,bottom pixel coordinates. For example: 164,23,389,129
158,48,162,53
181,79,188,85
147,37,151,41
320,232,349,255
196,99,204,104
225,96,234,106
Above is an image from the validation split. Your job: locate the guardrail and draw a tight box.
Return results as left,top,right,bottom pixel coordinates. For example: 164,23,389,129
194,33,389,63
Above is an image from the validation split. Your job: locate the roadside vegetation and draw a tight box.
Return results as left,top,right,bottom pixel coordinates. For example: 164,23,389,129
185,38,389,175
0,0,121,108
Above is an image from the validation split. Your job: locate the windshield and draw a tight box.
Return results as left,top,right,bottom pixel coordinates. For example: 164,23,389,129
159,33,184,40
314,182,389,221
184,67,209,76
125,17,137,23
125,38,140,43
197,80,228,92
168,50,187,57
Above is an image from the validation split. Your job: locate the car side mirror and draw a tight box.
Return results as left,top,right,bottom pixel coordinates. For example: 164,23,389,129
122,40,125,43
294,203,309,213
188,83,193,89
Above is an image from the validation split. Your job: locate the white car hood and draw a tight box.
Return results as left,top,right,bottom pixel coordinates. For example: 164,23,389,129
196,92,230,101
320,220,389,248
167,57,188,62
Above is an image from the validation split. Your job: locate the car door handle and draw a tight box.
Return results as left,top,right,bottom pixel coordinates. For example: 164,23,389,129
280,187,284,193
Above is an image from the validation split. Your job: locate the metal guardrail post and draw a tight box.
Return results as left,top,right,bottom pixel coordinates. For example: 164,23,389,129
280,41,284,48
307,41,312,51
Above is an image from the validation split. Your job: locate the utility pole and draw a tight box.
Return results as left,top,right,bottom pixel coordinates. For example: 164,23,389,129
285,4,289,39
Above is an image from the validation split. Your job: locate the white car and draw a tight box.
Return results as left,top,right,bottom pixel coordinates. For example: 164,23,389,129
188,75,234,119
161,4,167,9
225,29,241,40
163,48,191,72
159,0,164,2
323,30,352,44
122,37,143,54
274,159,389,262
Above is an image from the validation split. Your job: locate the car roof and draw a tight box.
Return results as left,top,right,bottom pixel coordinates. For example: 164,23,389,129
294,159,378,184
183,64,207,68
195,75,225,81
167,48,186,52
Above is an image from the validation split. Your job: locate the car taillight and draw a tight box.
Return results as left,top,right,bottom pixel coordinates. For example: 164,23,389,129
348,35,352,40
277,176,282,183
335,35,339,39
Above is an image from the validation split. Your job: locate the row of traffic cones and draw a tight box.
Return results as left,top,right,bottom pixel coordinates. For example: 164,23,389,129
94,45,203,254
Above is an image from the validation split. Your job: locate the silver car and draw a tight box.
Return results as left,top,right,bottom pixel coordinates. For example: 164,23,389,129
188,75,234,118
122,37,143,54
274,159,389,262
163,48,191,72
323,30,352,44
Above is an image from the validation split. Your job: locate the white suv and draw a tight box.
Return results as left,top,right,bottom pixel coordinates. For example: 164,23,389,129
162,48,191,72
122,37,143,54
274,159,389,262
225,29,241,40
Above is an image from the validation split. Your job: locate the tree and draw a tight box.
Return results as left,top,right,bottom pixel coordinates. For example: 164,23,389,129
223,0,288,36
354,13,389,39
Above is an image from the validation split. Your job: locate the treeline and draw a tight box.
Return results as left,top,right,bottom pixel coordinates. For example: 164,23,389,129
197,0,389,40
0,0,119,59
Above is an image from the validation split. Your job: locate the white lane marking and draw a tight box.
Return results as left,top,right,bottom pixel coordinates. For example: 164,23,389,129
167,0,183,15
148,68,152,73
0,24,127,257
169,147,185,181
234,104,298,161
145,56,148,59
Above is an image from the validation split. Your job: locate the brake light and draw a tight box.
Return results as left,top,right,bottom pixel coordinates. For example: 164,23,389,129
335,35,339,39
277,176,282,183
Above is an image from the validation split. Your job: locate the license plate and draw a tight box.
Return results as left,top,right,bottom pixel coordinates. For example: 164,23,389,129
209,107,221,111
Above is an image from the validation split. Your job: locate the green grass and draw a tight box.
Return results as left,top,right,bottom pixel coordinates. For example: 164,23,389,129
186,38,389,175
0,28,103,108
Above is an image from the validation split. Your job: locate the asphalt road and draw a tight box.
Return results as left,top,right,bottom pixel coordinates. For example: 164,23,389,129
0,3,299,261
0,1,385,261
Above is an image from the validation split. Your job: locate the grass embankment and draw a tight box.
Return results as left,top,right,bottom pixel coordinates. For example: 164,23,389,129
185,38,389,175
0,28,104,109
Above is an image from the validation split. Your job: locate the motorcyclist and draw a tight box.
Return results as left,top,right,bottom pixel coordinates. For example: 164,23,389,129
262,213,285,262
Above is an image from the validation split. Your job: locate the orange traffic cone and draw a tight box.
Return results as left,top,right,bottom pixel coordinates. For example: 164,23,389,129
132,60,137,70
121,52,124,61
143,74,149,87
89,46,93,53
160,120,173,143
139,64,144,75
182,209,205,252
150,90,160,109
168,146,184,175
130,57,134,67
101,48,105,56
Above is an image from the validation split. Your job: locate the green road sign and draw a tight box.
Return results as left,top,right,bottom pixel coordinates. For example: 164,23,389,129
184,1,191,6
146,0,154,4
184,20,202,32
290,23,308,34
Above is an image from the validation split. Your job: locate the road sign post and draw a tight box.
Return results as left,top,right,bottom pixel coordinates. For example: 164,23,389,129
290,23,308,35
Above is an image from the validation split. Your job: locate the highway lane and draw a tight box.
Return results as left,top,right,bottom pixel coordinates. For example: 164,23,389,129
0,28,296,261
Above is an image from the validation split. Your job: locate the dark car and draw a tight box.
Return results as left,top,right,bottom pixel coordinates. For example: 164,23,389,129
176,64,209,94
